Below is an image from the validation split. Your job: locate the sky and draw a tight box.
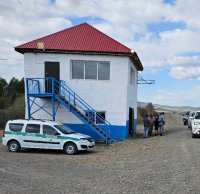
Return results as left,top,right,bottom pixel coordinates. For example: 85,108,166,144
0,0,200,107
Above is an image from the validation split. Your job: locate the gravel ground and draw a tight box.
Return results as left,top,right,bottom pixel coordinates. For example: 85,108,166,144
0,114,200,194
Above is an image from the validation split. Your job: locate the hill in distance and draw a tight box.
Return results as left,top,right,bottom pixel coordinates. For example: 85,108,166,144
137,101,200,113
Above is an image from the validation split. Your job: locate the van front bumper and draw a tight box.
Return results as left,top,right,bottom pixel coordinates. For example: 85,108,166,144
78,141,95,150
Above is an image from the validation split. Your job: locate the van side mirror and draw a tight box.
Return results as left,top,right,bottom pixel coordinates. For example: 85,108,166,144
55,132,60,136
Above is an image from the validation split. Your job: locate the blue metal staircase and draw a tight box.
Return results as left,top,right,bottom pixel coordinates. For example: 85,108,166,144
26,77,113,144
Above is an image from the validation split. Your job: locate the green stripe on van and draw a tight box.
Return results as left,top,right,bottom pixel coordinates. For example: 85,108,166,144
5,131,79,141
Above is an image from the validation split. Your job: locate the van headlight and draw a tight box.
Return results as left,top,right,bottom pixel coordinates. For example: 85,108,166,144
79,138,87,142
194,122,200,125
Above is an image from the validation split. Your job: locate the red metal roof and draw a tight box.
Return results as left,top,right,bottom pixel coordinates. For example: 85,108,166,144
15,23,143,71
15,23,131,54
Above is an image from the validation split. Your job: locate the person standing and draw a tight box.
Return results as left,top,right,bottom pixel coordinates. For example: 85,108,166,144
143,114,150,138
148,114,154,136
158,112,165,136
154,115,159,136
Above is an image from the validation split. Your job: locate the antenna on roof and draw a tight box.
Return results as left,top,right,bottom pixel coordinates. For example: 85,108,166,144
37,42,45,51
137,73,155,84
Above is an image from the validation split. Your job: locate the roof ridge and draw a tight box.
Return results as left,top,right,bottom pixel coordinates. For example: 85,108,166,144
90,24,131,51
15,23,131,51
15,23,88,48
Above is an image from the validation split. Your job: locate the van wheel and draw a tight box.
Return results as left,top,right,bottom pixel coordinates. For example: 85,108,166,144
8,140,20,152
64,143,78,155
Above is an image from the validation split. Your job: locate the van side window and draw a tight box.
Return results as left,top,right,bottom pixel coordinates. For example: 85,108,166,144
25,124,40,134
9,123,24,132
43,125,58,135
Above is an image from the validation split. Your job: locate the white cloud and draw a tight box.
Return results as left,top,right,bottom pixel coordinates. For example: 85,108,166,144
170,66,200,80
0,0,72,81
151,85,200,106
174,0,200,30
167,56,200,79
159,29,200,53
168,56,200,66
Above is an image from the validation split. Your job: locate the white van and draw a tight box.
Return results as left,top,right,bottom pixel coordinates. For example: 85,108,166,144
2,119,95,155
191,111,200,138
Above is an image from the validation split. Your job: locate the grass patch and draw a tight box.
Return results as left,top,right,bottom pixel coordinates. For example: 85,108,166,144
0,95,25,128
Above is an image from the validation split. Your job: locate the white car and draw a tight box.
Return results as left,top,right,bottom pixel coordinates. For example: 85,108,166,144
188,111,195,129
2,119,95,155
191,111,200,138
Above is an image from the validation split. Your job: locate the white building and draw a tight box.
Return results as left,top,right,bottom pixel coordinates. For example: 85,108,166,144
15,23,143,143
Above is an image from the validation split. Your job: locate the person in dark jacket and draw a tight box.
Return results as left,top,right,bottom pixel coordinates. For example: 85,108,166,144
154,115,159,136
148,114,154,136
158,112,165,136
143,114,150,138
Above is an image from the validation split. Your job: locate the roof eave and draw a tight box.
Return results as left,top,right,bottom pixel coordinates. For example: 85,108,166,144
129,52,144,71
15,48,131,56
14,48,144,71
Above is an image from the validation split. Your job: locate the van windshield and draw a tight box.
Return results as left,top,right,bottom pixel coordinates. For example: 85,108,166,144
54,125,76,134
195,112,200,119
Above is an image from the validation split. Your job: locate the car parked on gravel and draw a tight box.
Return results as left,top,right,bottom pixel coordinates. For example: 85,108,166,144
188,111,195,129
191,111,200,138
2,119,95,155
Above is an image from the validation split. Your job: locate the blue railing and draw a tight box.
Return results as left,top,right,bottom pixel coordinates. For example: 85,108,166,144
57,80,112,136
26,78,40,94
26,77,112,142
26,77,56,95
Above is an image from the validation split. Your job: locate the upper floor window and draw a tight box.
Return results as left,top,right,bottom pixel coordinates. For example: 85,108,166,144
130,66,135,85
71,60,110,80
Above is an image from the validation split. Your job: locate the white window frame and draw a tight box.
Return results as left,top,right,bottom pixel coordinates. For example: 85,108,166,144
71,60,110,80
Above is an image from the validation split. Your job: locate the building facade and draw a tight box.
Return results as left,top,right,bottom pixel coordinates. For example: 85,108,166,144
15,23,143,142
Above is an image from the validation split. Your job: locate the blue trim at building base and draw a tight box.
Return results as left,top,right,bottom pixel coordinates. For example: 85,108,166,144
64,123,129,141
65,119,138,141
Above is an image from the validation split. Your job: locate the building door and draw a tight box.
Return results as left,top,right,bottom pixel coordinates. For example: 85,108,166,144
45,62,60,93
129,107,134,135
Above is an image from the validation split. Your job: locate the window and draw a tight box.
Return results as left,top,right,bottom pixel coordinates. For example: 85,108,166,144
85,61,97,79
96,112,106,124
98,63,110,80
43,125,58,135
130,66,135,85
72,61,84,79
25,124,40,134
85,111,106,124
54,124,76,134
9,123,24,132
71,60,110,80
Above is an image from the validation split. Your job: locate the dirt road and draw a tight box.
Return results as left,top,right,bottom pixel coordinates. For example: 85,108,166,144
0,114,200,194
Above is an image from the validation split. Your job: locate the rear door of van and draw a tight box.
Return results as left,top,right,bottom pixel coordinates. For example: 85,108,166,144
4,122,24,146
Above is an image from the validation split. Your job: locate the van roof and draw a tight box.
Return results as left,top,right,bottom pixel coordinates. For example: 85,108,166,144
7,119,61,125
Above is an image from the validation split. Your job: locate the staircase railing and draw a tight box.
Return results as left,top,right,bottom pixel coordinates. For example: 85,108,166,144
55,79,112,137
26,77,113,142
